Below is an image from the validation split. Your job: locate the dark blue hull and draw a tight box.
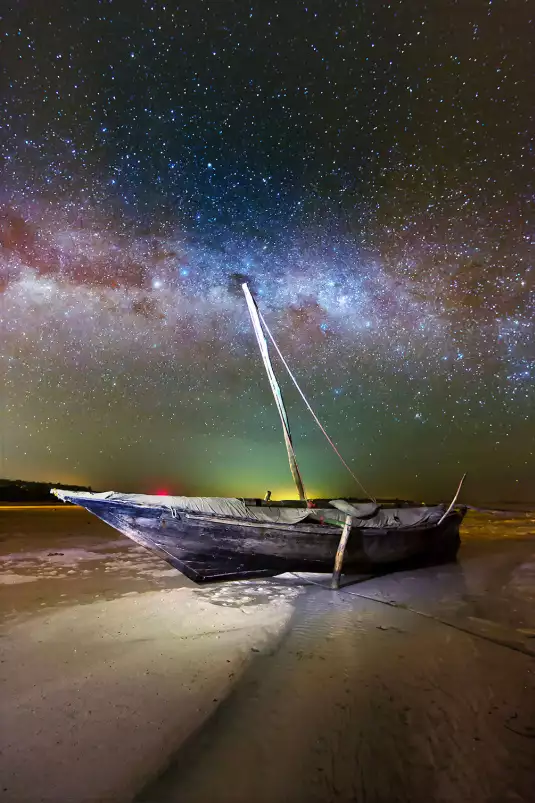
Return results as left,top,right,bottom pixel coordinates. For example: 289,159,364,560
60,495,465,584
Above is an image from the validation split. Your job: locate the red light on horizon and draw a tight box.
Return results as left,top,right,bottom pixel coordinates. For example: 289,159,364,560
155,488,170,496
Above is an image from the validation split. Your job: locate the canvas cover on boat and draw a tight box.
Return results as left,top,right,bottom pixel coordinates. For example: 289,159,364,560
53,490,312,525
53,490,444,530
329,500,380,519
355,506,445,528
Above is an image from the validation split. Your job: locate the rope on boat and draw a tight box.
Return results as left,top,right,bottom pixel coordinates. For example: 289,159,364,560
288,573,535,659
243,284,308,502
258,309,376,503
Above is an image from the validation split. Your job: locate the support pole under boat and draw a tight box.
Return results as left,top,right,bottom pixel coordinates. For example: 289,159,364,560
331,514,353,590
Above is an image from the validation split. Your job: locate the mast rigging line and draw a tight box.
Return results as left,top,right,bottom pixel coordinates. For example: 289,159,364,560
256,308,376,504
242,284,308,502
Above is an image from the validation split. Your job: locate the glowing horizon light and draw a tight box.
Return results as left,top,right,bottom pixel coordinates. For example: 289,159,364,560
0,0,532,503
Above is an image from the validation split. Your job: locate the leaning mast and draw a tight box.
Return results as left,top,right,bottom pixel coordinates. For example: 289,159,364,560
242,283,307,501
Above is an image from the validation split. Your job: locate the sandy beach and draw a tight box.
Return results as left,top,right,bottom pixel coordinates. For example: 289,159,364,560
1,506,534,802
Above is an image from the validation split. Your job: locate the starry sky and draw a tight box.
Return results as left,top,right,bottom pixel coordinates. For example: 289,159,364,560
0,0,533,502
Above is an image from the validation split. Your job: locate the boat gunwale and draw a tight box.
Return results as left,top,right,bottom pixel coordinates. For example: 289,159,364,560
60,493,466,534
181,510,466,533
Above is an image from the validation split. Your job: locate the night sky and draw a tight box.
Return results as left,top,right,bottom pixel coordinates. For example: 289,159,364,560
0,0,533,502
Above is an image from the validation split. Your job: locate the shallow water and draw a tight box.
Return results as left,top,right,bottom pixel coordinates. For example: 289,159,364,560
1,507,534,802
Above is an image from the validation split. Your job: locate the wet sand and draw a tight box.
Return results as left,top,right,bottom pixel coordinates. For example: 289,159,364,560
1,507,534,802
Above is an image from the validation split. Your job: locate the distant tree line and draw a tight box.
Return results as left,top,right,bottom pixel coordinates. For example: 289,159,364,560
0,479,91,503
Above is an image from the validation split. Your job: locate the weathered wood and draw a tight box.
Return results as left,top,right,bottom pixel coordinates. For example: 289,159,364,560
184,512,342,534
242,282,307,501
437,473,467,526
51,491,466,585
331,514,353,590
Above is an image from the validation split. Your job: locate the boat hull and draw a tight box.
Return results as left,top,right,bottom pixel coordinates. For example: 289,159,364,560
64,496,465,584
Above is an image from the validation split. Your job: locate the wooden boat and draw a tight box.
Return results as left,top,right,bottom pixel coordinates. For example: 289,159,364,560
52,285,466,586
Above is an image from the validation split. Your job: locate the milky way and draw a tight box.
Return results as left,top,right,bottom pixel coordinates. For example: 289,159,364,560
0,1,533,501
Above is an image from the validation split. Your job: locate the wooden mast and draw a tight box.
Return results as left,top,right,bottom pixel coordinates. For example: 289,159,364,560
242,283,307,501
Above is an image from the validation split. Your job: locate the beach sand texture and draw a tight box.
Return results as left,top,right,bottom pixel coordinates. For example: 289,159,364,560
1,506,534,803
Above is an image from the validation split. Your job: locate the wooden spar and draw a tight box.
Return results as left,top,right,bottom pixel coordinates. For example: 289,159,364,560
437,473,467,526
242,283,307,501
331,514,353,590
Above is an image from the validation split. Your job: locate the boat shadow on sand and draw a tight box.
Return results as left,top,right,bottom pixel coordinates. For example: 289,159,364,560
188,564,428,610
134,548,535,803
133,555,535,803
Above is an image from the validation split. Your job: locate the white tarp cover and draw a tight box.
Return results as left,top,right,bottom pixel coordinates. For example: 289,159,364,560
52,490,312,525
52,490,444,529
329,500,380,519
